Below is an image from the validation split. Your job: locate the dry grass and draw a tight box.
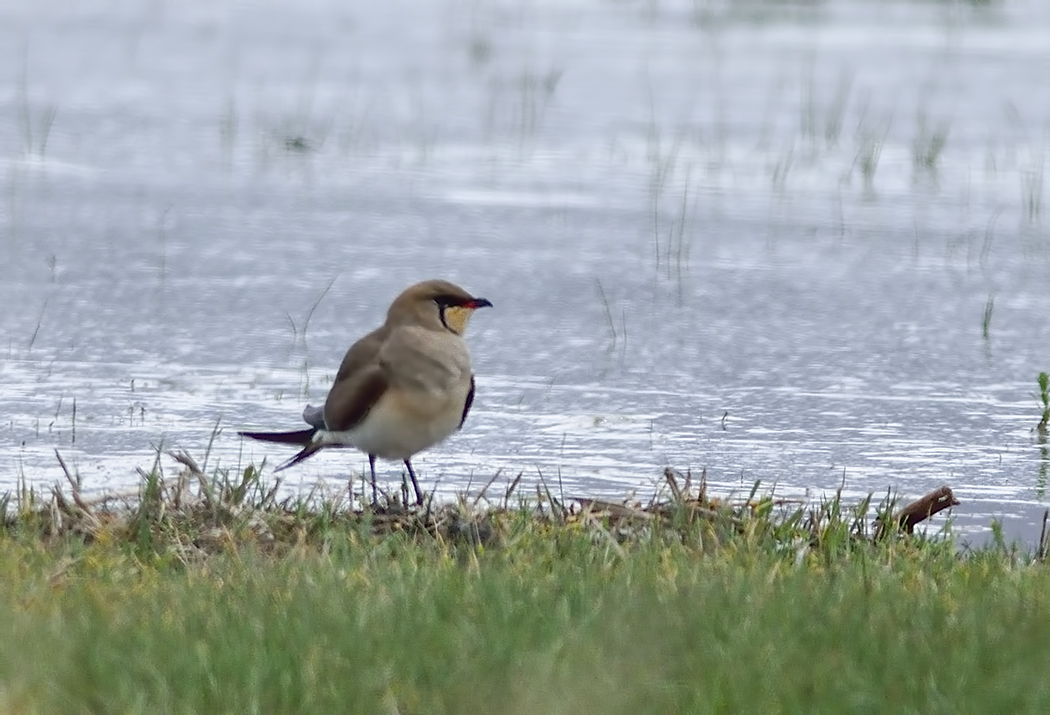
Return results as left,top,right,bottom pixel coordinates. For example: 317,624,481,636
3,446,961,569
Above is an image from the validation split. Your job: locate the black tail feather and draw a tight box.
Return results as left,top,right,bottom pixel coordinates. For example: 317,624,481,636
275,443,325,472
238,428,317,445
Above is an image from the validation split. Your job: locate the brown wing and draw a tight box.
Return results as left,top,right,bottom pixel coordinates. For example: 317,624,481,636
323,364,389,432
333,324,387,383
323,325,391,432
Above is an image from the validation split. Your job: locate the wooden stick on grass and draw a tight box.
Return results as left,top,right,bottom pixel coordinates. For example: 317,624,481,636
877,485,960,539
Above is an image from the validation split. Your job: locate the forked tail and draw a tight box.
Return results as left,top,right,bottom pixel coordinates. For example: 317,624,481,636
238,428,323,472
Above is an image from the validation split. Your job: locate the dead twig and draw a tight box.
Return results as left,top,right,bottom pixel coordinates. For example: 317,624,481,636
472,469,504,509
53,449,102,534
573,497,653,522
877,485,960,539
664,467,684,502
1038,509,1049,562
502,471,524,509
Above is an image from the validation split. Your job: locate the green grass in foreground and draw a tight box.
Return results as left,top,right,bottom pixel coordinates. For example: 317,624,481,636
1,456,1049,714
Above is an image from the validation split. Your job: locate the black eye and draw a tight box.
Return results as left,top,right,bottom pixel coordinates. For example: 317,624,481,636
433,294,465,308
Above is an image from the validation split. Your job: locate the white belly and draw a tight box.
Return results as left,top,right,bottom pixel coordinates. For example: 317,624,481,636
315,380,470,460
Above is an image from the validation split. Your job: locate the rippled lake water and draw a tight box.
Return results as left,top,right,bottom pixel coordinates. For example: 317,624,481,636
2,0,1048,542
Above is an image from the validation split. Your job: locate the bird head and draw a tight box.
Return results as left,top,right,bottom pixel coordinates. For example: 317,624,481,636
388,279,492,335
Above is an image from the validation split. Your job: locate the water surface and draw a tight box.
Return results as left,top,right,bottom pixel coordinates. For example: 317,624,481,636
2,0,1049,542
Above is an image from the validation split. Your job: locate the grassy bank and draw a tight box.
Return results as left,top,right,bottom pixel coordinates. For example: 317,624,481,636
1,456,1049,714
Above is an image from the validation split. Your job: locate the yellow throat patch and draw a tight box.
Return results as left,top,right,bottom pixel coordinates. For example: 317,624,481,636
443,306,474,335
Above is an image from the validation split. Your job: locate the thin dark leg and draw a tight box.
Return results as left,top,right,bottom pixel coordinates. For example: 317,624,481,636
368,454,378,505
405,460,423,505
